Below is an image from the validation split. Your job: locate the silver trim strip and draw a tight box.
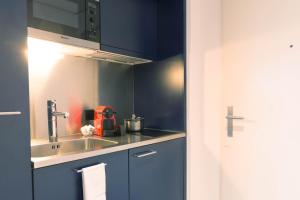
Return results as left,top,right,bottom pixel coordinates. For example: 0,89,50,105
0,112,22,116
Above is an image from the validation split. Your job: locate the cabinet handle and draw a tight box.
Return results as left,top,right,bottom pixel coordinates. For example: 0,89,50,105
134,150,157,158
0,111,22,116
74,163,107,173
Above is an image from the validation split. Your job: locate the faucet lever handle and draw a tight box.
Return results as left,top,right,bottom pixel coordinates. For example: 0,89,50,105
64,112,70,119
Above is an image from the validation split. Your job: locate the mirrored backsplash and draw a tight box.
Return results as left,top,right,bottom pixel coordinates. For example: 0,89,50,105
29,55,133,139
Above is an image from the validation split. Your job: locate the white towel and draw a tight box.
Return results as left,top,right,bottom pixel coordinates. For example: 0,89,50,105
82,163,107,200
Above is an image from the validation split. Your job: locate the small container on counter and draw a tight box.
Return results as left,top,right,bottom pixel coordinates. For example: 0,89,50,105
124,114,144,132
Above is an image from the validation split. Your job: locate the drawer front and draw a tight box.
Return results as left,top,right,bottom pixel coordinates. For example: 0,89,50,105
129,138,185,200
33,151,129,200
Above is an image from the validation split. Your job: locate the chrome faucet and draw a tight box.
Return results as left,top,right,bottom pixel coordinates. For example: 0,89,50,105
47,100,69,142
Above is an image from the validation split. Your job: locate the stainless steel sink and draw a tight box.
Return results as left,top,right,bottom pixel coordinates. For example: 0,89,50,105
31,138,118,158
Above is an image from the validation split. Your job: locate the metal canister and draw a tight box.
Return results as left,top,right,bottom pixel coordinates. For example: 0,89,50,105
124,114,144,132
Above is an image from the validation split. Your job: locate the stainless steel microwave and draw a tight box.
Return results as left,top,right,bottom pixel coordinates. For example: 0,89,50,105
28,0,100,43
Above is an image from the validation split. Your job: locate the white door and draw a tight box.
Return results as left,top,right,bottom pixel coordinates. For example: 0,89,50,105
221,0,300,199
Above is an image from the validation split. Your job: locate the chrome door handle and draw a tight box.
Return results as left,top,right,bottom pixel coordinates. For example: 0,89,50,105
134,150,157,158
0,111,22,116
226,116,244,120
226,106,244,137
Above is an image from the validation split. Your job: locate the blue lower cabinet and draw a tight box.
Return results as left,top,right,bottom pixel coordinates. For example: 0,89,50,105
33,151,129,200
129,139,185,200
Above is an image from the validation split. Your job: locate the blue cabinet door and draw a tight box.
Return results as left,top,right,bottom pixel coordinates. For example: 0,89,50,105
33,151,129,200
129,138,185,200
100,0,157,60
157,0,184,60
0,1,32,200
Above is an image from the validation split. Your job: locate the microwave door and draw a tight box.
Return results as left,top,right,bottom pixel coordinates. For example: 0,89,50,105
28,0,86,40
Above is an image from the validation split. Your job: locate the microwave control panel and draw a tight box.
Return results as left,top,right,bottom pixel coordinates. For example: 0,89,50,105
86,0,100,41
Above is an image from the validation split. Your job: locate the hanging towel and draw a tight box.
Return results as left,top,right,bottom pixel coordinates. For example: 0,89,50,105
82,163,107,200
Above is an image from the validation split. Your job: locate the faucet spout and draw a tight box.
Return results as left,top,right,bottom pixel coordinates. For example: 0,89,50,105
47,100,69,142
52,111,70,118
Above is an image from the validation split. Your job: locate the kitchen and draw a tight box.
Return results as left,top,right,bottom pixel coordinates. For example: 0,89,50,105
0,0,186,200
3,0,300,200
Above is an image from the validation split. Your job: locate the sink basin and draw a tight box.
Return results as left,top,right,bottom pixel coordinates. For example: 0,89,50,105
31,138,118,158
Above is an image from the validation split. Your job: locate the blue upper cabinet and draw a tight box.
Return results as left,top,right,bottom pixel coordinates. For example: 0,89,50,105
157,0,184,60
0,1,32,200
100,0,158,60
129,139,185,200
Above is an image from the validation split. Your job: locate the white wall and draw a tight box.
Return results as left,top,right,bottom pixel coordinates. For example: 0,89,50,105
187,0,222,199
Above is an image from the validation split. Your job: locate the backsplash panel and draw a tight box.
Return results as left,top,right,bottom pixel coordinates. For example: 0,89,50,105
98,62,134,125
29,55,133,139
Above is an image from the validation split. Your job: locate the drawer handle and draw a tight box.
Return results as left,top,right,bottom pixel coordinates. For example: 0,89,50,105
74,163,107,173
134,150,157,158
0,111,22,116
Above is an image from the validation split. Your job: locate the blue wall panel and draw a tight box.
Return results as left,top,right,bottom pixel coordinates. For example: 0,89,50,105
134,55,185,131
